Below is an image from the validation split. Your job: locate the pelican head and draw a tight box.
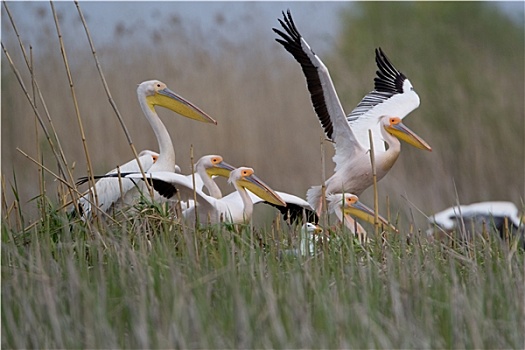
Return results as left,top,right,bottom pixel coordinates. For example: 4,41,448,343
382,116,431,151
138,80,217,124
196,155,236,178
229,167,287,207
302,222,324,235
328,193,393,229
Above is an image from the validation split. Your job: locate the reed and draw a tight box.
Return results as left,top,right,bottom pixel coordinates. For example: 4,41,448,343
1,3,524,347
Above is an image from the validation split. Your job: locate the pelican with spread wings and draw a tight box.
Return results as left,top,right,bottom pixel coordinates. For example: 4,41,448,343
273,10,431,214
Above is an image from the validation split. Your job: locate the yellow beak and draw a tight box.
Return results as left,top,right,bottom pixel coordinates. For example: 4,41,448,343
149,87,217,124
238,174,286,207
385,121,431,151
206,161,236,179
344,200,396,231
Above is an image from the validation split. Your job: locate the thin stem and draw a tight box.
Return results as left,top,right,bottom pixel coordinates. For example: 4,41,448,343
74,1,151,194
368,129,379,238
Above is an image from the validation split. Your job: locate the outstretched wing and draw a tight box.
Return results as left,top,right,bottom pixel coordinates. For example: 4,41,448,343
347,48,420,151
273,9,365,168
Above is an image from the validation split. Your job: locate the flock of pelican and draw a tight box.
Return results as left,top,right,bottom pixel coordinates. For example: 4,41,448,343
73,10,521,248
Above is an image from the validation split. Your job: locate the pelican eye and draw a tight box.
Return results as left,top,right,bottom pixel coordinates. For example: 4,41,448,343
390,117,401,125
347,195,358,204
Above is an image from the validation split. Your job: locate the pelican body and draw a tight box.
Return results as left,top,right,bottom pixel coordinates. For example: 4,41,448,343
75,80,216,219
183,167,286,224
427,201,524,247
273,11,431,214
85,166,286,225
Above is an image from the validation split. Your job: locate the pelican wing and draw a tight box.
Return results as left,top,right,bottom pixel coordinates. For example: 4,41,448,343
273,10,365,169
346,48,420,151
76,151,158,218
118,171,216,205
224,189,318,224
430,201,522,229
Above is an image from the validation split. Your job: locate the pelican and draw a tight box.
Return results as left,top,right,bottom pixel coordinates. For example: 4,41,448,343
327,193,394,243
273,10,431,214
75,80,216,219
220,188,318,224
183,167,286,224
284,194,393,256
427,201,524,247
184,155,236,199
88,167,287,225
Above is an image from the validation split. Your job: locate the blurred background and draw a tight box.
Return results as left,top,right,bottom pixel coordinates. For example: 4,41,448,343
2,1,524,230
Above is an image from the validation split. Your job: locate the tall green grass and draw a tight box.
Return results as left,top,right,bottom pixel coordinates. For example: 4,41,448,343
2,3,524,348
2,200,524,348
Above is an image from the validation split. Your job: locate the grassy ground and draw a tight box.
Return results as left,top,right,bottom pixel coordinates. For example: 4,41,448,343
2,198,524,348
2,3,524,348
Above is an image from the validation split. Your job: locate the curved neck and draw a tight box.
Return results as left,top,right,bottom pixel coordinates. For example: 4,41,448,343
138,96,175,170
197,166,222,199
377,127,401,172
234,184,253,221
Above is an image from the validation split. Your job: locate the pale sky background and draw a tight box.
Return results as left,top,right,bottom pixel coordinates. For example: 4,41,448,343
3,1,523,57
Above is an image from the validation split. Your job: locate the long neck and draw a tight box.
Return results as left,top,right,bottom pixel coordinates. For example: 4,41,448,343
138,97,175,170
333,207,354,233
197,167,222,199
234,184,253,222
342,213,368,243
299,228,314,256
377,127,401,173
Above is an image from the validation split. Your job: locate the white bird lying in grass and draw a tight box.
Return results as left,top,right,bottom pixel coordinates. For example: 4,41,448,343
427,201,524,247
281,195,395,257
279,223,326,257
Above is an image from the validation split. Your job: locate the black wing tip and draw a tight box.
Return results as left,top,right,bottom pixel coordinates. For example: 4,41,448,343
373,46,407,94
148,178,177,199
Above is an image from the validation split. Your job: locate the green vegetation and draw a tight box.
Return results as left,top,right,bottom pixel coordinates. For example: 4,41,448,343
2,2,524,348
2,200,524,348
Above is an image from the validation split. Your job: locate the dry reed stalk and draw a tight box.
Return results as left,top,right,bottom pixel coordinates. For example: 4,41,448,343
74,1,154,199
1,45,69,182
3,2,73,184
190,145,200,230
16,147,120,225
2,4,72,183
320,136,328,228
29,45,46,219
49,2,100,217
189,145,201,263
368,129,379,238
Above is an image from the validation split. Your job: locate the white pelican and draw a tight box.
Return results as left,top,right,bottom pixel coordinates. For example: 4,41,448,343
427,201,524,246
284,194,393,256
219,188,318,224
184,155,236,199
273,10,431,214
75,80,216,219
327,193,394,243
89,167,287,225
183,167,286,224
